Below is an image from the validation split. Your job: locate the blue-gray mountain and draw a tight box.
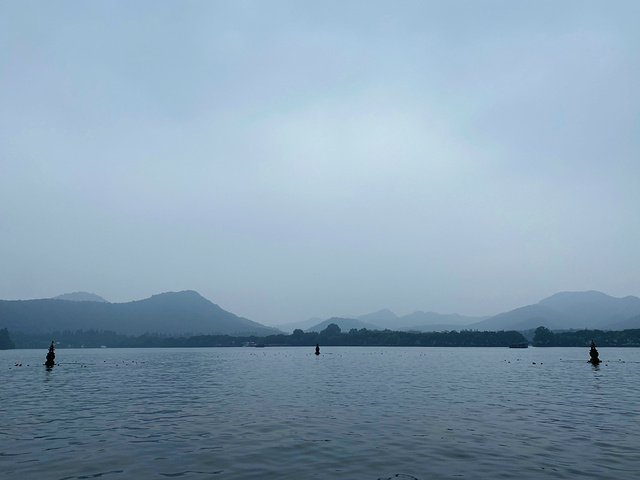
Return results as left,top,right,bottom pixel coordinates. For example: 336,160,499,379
278,309,485,333
0,291,280,336
304,317,379,333
472,291,640,331
53,292,109,303
292,291,640,333
3,290,639,337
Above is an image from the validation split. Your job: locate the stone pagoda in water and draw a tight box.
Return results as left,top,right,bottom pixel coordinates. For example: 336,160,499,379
45,341,55,368
588,340,601,365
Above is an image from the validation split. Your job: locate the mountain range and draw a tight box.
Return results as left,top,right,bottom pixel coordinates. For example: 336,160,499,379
277,309,484,333
471,291,640,331
2,290,640,338
304,317,380,333
0,290,278,336
280,291,640,333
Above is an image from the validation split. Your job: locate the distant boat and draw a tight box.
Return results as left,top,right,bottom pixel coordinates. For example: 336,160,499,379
509,342,528,348
254,344,265,348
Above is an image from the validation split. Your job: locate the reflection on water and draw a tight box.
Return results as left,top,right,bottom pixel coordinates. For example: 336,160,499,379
2,347,640,479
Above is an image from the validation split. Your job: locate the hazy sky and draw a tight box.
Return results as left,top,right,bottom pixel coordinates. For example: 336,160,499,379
2,1,639,325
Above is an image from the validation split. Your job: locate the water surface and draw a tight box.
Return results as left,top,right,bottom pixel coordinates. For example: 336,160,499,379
2,347,639,479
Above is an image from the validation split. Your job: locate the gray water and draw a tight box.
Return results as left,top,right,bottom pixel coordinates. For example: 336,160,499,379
1,347,639,480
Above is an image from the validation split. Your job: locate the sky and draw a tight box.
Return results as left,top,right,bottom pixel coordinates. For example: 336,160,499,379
1,1,639,326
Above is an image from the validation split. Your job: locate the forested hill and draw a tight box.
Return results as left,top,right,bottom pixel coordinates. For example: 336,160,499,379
0,291,279,336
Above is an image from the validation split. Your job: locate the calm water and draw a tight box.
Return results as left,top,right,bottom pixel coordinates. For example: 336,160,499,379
1,347,639,480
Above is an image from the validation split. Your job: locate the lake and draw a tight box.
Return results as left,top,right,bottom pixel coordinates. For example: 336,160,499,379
2,346,639,479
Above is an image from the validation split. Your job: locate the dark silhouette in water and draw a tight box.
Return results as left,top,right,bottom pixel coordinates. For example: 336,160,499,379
315,343,320,355
588,340,601,365
45,341,55,369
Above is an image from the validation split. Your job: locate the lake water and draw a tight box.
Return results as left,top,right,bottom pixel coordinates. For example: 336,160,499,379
2,346,639,479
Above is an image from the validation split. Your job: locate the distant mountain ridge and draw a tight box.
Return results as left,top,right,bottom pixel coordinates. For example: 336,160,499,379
301,291,640,333
469,291,640,331
381,311,486,331
0,290,279,336
302,309,487,333
54,292,109,303
274,317,326,333
3,289,639,337
304,317,379,333
358,308,398,324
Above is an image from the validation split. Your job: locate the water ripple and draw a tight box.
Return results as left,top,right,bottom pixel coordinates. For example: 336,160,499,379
2,347,640,479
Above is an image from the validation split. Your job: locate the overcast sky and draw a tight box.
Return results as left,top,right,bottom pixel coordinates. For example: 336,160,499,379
2,1,639,325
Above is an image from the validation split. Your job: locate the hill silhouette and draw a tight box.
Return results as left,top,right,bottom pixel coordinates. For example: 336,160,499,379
4,289,640,337
53,292,108,303
357,309,398,324
470,291,640,331
371,310,486,331
274,316,326,333
296,291,640,333
0,290,279,336
305,317,379,333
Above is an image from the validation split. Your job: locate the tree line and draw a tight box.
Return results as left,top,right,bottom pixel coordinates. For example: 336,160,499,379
532,326,640,347
8,323,526,349
8,324,640,350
